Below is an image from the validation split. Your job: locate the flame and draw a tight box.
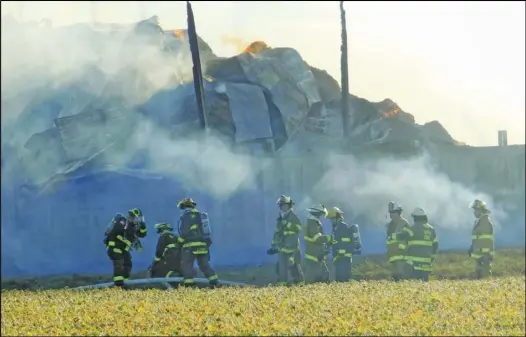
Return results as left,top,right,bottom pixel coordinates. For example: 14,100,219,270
382,107,400,119
243,41,270,55
172,29,186,41
221,35,270,55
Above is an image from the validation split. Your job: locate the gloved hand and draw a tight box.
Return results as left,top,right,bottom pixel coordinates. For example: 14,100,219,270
206,238,213,247
266,247,279,255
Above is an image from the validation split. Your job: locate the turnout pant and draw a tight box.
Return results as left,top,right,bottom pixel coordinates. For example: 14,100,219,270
180,248,218,286
334,256,352,282
151,260,182,278
277,251,304,286
475,254,492,279
304,258,330,284
411,269,430,282
108,250,132,287
389,260,407,282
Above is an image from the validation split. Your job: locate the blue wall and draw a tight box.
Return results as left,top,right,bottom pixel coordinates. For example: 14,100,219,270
1,167,523,278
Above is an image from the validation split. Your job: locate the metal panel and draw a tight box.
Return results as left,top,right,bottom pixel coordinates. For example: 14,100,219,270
224,82,272,143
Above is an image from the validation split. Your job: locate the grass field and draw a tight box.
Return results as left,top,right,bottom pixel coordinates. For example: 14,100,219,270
2,277,525,336
2,247,524,290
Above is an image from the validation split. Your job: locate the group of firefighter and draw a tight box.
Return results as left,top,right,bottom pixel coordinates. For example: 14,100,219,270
104,194,495,288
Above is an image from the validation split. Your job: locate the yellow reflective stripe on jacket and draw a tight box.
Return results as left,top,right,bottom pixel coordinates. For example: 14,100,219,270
177,236,185,243
139,228,147,234
405,256,432,263
389,255,405,262
190,224,200,231
337,249,346,254
403,227,414,236
183,241,207,248
407,240,433,247
283,231,297,236
399,243,407,250
414,264,432,271
107,241,116,247
116,235,132,247
304,232,322,243
154,257,161,262
472,234,494,240
340,237,351,242
305,254,319,262
280,247,296,254
112,248,123,254
161,243,178,258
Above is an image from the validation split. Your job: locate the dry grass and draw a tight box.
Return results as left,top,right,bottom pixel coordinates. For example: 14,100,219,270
2,276,524,336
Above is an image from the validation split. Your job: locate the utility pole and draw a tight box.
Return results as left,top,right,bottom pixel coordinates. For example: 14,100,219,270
186,1,208,130
340,1,350,138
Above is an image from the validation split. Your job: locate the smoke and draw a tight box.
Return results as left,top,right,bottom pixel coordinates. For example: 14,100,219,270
128,120,262,198
300,152,509,231
220,34,253,53
1,15,194,131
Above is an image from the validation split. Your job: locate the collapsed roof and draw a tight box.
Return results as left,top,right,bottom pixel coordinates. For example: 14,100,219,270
2,16,459,187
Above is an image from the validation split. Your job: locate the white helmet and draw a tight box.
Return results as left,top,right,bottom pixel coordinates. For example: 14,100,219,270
306,204,328,216
411,207,427,217
388,201,403,213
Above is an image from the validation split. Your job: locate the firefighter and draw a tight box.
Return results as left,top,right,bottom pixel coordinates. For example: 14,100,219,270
326,207,362,282
149,223,182,278
385,201,411,281
104,208,148,288
469,199,495,279
392,207,438,282
303,204,331,284
266,195,305,286
177,197,219,287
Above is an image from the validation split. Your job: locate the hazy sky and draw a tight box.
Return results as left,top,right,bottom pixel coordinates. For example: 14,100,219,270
2,1,525,146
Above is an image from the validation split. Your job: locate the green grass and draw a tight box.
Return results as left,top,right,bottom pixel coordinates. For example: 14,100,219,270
2,247,524,290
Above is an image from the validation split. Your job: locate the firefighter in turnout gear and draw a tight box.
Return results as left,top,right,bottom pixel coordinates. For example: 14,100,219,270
149,223,182,278
267,195,305,286
385,201,411,281
177,198,219,287
104,208,148,288
303,204,331,283
326,207,362,282
392,207,438,282
469,200,495,279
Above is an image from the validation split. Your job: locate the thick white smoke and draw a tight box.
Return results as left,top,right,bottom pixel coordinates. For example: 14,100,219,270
300,152,508,231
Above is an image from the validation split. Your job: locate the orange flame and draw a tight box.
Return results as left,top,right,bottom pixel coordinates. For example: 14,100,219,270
383,107,400,119
173,29,186,41
221,35,270,55
243,41,270,55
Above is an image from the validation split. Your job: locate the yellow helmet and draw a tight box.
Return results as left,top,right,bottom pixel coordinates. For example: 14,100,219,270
326,207,344,219
177,197,197,209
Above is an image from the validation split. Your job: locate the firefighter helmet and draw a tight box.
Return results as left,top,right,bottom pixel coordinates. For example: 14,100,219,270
154,222,173,233
128,208,143,218
411,207,427,217
326,207,344,219
306,204,328,216
388,201,402,213
470,199,488,210
177,197,197,209
276,195,294,206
